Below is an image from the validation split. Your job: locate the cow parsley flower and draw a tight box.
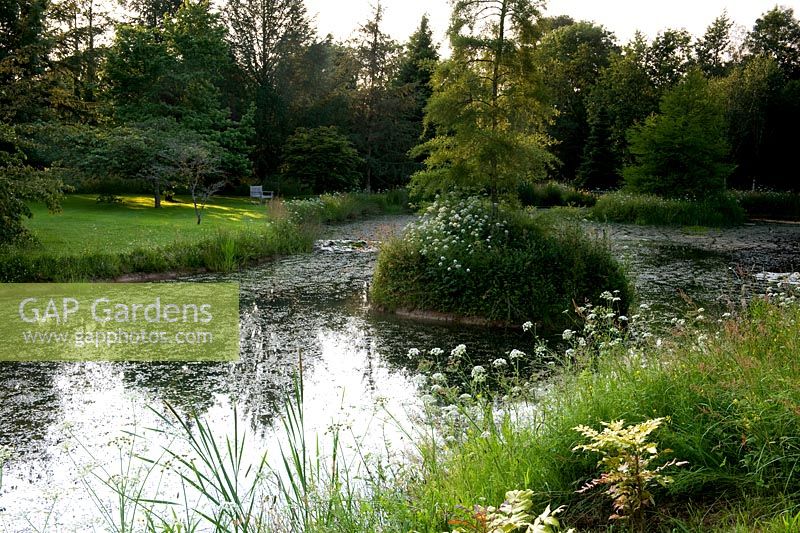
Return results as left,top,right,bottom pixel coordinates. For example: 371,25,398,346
451,344,467,358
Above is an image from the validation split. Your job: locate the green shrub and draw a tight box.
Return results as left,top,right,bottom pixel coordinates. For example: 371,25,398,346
733,190,800,220
592,191,746,226
286,190,408,224
517,181,597,208
280,126,364,194
370,194,630,329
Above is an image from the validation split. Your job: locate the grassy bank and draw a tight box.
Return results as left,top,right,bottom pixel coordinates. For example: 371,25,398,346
518,181,597,208
591,191,746,226
371,195,631,329
0,191,408,281
386,292,800,532
732,190,800,221
589,190,800,226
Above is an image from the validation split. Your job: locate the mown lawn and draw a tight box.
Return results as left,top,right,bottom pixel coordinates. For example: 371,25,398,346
23,194,268,256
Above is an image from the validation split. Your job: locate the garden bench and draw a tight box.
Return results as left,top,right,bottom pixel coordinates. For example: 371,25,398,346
250,186,274,203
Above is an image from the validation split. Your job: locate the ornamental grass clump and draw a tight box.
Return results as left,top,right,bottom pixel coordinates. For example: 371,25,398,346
371,193,630,328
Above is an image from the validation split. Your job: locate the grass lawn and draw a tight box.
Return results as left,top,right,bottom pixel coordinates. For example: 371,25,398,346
2,190,407,281
23,194,269,257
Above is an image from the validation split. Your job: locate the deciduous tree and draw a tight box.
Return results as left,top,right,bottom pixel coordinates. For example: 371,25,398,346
535,21,617,181
623,69,733,198
280,126,362,193
695,12,736,78
747,6,800,79
224,0,312,177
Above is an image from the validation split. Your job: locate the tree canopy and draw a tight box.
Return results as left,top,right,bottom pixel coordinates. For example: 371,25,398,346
623,70,733,198
410,0,554,200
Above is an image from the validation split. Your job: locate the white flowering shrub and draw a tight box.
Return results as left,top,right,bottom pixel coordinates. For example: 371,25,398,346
371,194,631,327
405,195,512,273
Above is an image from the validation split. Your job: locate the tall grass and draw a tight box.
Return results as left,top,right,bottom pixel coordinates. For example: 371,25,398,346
285,190,408,224
71,366,400,533
591,192,746,226
731,190,800,221
392,292,800,531
57,291,800,531
517,181,597,208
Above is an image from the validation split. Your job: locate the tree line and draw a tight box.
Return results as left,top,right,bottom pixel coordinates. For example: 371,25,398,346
1,0,799,242
409,1,800,201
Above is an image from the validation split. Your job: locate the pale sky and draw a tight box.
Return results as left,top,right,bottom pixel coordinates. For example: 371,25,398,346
305,0,800,48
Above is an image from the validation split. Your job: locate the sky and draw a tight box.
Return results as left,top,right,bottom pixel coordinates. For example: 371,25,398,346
304,0,800,48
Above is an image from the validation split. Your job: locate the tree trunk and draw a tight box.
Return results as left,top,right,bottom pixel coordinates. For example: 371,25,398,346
154,182,162,208
366,144,372,192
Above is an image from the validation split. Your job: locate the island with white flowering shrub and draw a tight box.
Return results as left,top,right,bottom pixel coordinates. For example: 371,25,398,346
370,194,631,330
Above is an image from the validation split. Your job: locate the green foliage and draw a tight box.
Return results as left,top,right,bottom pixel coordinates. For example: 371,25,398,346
225,0,312,177
284,190,408,224
451,490,574,533
102,1,252,191
348,3,414,191
535,21,618,181
106,1,229,126
577,104,617,188
393,293,800,531
623,70,733,199
48,0,113,110
580,46,658,189
695,13,736,78
0,0,52,123
574,417,687,530
395,15,439,138
591,191,745,226
280,126,363,194
410,0,554,200
123,0,182,27
747,7,800,79
517,181,596,208
720,55,800,190
643,29,694,90
370,195,630,328
78,120,247,208
0,124,64,244
732,190,800,220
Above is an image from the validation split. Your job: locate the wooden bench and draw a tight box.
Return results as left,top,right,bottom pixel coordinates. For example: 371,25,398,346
249,186,274,203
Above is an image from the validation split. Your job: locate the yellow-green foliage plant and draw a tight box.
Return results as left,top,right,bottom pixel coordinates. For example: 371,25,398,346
573,417,687,532
449,489,574,533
